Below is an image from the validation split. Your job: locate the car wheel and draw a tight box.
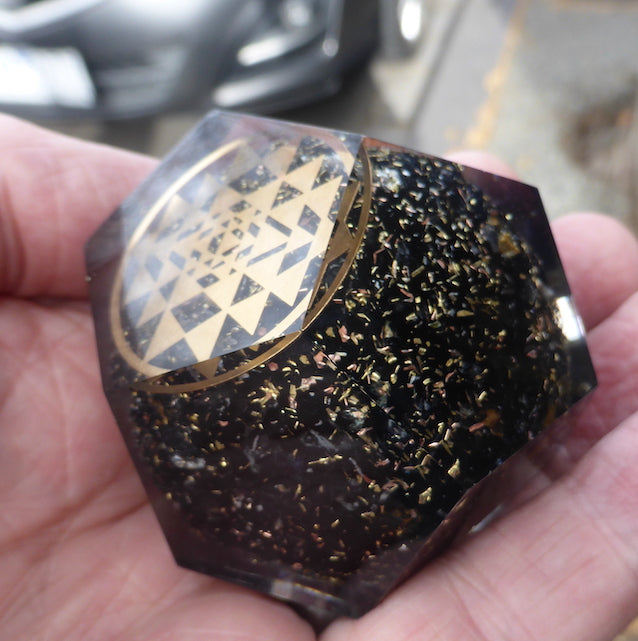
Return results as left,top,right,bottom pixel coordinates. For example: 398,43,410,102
379,0,429,59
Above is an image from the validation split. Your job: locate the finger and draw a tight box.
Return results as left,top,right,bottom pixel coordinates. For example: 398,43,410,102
553,212,638,330
550,215,638,451
447,151,638,331
441,154,638,451
323,410,638,641
568,289,638,452
0,115,156,299
446,149,520,180
440,285,638,537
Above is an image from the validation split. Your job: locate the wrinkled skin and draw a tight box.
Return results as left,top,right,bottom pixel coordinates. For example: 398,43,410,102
0,118,637,641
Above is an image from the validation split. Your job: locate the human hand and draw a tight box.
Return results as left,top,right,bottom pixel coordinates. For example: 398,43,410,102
0,118,636,641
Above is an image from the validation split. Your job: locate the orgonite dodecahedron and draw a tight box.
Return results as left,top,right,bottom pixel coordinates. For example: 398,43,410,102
86,111,596,628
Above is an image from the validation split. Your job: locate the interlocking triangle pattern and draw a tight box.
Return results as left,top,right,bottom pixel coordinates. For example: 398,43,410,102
115,130,357,376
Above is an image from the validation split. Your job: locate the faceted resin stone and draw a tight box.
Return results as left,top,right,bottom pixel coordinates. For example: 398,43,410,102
86,111,596,629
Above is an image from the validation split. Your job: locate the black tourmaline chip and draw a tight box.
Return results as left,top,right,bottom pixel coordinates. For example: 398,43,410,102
86,111,596,630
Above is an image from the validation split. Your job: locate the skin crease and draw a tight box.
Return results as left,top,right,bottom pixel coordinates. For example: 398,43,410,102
0,117,637,641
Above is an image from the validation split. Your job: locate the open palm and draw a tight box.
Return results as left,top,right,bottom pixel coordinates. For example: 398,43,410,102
1,117,637,641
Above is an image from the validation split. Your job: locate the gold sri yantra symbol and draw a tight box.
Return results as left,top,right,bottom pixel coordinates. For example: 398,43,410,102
111,129,365,384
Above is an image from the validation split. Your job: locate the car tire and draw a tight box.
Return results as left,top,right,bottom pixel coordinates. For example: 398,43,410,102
379,0,429,59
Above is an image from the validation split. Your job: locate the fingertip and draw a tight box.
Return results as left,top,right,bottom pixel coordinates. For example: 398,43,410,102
552,212,638,329
0,118,156,298
443,153,638,329
445,150,520,181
